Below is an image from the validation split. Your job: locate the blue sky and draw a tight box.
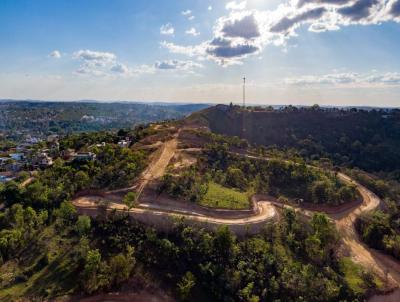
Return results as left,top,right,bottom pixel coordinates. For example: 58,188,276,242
1,0,400,106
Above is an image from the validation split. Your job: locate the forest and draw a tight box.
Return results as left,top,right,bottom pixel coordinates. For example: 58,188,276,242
196,105,400,174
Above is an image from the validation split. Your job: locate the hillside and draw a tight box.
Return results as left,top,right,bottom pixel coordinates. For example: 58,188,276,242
1,111,399,301
189,104,400,173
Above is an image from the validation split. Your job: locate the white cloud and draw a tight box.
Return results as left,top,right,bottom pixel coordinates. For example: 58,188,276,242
75,67,108,77
110,63,131,75
73,49,116,66
49,50,62,59
226,1,247,10
160,23,175,35
154,59,203,71
186,27,200,36
161,0,400,66
284,71,400,86
160,41,205,57
208,5,213,11
182,9,195,21
72,49,138,77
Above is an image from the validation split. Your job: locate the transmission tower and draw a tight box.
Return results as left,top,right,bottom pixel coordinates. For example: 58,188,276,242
243,76,246,108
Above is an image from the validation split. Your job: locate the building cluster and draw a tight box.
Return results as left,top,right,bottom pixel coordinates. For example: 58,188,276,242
0,133,132,184
0,134,60,183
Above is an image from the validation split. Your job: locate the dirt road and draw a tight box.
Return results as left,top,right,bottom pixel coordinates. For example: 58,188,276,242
73,195,277,227
332,174,400,288
139,137,178,189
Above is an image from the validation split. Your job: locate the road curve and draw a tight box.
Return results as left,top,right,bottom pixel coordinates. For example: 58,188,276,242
73,195,277,226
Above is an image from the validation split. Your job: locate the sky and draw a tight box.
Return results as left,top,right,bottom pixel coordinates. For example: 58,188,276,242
1,0,400,107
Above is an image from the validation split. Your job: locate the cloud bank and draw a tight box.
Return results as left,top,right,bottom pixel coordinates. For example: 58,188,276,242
285,71,400,86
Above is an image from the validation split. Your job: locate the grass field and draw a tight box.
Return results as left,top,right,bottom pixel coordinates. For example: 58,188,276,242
200,182,250,210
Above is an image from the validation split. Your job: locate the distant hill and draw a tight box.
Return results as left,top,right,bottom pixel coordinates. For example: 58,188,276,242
189,104,400,173
0,101,209,138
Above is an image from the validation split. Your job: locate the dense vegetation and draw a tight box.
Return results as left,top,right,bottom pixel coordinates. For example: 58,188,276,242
160,140,358,207
91,210,382,301
195,104,400,174
0,201,382,301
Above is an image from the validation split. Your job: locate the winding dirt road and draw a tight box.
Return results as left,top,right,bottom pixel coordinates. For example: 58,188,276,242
72,136,400,292
332,174,400,288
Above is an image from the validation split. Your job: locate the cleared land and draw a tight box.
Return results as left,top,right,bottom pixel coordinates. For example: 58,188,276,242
200,182,250,210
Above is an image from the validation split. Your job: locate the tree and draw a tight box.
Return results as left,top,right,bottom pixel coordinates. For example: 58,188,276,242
177,271,196,301
311,181,333,203
24,180,49,209
214,226,236,263
75,170,90,191
238,282,260,302
252,174,268,194
226,167,247,190
82,249,111,294
76,215,91,236
338,185,357,203
57,201,77,225
109,245,136,286
123,192,138,211
305,235,323,264
0,181,22,206
117,129,129,137
0,228,23,260
278,195,289,205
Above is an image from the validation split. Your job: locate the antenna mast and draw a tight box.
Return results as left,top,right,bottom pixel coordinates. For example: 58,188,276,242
243,76,246,108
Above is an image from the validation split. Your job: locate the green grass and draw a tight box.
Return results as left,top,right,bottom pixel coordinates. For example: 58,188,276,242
200,182,250,210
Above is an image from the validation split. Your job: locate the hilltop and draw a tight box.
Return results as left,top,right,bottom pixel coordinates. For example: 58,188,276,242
188,104,400,173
